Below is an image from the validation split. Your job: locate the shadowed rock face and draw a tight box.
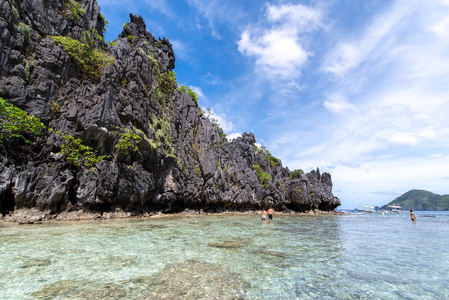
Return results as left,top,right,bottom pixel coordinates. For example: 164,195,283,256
0,0,340,219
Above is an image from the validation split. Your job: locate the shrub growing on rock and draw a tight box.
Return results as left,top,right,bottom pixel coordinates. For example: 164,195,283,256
64,0,85,20
255,145,280,168
252,164,271,187
56,131,107,168
51,29,113,81
178,85,199,105
0,97,45,144
158,71,177,96
113,127,142,156
290,169,303,179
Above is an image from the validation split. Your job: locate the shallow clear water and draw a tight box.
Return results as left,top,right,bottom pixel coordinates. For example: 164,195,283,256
1,211,448,299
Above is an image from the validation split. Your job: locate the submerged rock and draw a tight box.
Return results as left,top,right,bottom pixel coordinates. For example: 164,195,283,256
208,240,241,248
31,280,80,299
30,260,250,299
251,249,291,258
31,280,126,299
146,259,250,299
20,258,51,268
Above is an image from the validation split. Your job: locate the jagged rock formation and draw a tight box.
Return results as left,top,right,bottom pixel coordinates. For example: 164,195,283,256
0,0,340,220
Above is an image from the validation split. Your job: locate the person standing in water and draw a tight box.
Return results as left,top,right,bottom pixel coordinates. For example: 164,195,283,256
410,210,416,221
261,209,267,221
267,208,274,220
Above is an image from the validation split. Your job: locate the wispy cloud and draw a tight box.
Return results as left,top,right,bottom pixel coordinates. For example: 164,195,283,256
323,93,357,114
322,1,413,77
187,0,246,39
143,0,172,18
202,72,222,86
170,39,192,62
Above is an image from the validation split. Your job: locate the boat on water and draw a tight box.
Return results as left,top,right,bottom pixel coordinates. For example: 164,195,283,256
354,206,376,213
386,205,404,213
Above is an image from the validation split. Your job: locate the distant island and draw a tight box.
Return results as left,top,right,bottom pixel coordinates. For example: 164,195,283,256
381,190,449,211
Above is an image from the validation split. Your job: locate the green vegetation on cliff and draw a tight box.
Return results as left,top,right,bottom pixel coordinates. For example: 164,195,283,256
50,29,113,81
252,164,271,187
381,189,449,211
57,131,108,168
290,169,303,179
255,145,279,168
0,97,45,144
64,0,85,20
178,85,199,105
113,128,142,157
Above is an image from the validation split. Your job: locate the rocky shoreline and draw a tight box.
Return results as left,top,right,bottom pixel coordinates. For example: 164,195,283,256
1,207,340,225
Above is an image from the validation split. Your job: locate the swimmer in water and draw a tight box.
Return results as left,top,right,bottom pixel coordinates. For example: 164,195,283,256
410,210,416,221
261,210,267,221
267,208,274,220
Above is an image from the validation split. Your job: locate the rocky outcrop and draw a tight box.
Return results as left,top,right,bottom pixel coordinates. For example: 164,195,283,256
0,0,340,220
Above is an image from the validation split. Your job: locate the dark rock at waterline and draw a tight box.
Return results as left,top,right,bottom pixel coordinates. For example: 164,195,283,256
0,0,340,220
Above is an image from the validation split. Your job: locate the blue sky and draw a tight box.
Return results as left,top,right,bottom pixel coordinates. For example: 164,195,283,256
99,0,449,209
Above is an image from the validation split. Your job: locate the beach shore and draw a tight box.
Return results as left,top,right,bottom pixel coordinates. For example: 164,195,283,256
1,207,339,224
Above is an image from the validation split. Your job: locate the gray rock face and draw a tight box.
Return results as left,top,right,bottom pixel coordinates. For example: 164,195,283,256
0,0,340,218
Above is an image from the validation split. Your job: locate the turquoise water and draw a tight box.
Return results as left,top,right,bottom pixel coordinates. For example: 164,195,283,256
1,211,448,299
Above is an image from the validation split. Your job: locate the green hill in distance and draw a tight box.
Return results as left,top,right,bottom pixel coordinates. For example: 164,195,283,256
380,189,449,211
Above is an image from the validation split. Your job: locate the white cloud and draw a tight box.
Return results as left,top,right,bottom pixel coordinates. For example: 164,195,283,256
204,107,242,138
323,94,357,114
227,132,242,141
212,112,234,133
385,133,418,146
237,3,322,80
419,129,437,140
429,15,449,36
265,3,322,30
238,29,308,79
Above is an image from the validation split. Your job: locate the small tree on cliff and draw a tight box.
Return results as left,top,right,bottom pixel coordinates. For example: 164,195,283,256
0,97,45,144
56,131,107,168
112,127,142,159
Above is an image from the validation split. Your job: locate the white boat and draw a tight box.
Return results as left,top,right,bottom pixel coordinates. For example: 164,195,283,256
354,206,375,213
386,205,404,213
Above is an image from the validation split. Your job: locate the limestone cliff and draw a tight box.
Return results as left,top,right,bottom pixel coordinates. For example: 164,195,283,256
0,0,340,220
